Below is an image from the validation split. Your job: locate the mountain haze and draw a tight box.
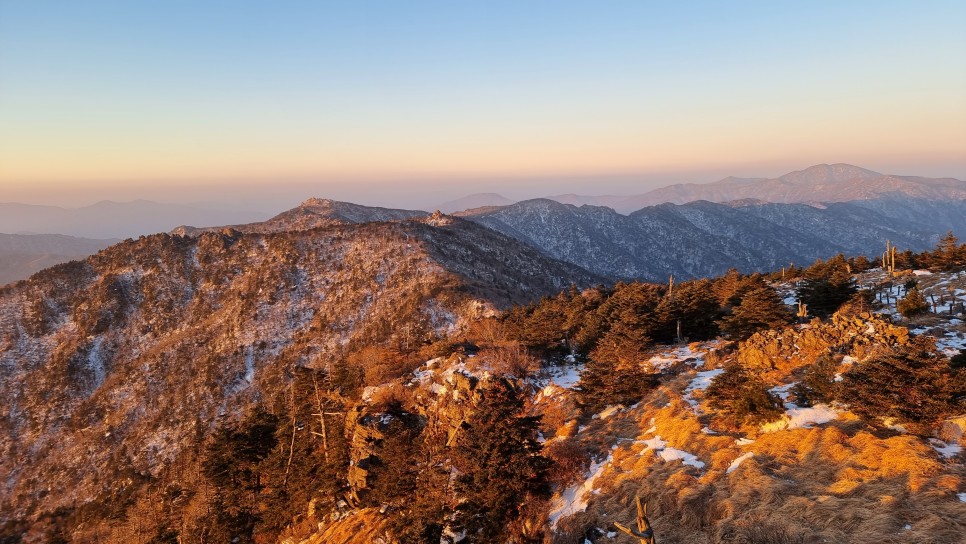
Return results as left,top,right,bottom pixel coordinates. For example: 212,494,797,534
0,234,119,286
437,193,514,213
0,200,269,239
610,164,966,213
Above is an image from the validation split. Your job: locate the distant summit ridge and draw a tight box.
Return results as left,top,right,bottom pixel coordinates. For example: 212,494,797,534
437,193,514,213
173,198,427,235
609,163,966,213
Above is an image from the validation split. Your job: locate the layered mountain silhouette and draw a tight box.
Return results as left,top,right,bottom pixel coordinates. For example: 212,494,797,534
465,164,966,214
610,163,966,212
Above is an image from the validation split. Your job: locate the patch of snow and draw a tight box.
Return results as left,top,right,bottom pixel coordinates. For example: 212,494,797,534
549,453,613,528
884,419,908,433
659,447,705,468
760,404,838,433
594,405,622,420
362,386,380,402
545,364,582,389
647,345,698,371
683,368,724,412
701,426,718,434
639,435,705,469
243,345,255,383
913,270,933,276
929,439,963,459
86,336,107,389
727,452,754,474
735,438,755,446
687,368,724,393
769,382,796,403
958,492,966,503
440,526,466,544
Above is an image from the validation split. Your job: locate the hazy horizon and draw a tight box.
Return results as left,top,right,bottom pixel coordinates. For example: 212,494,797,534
4,160,966,215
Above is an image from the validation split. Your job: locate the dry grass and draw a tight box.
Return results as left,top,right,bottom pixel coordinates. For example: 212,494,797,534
548,388,966,544
295,508,392,544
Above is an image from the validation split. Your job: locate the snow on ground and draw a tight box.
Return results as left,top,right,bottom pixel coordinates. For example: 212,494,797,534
761,404,839,433
761,382,839,432
929,439,963,459
958,493,966,503
735,438,755,446
769,383,796,403
638,435,705,469
549,453,613,528
647,344,705,371
727,452,754,474
683,368,724,412
543,364,583,389
594,405,622,420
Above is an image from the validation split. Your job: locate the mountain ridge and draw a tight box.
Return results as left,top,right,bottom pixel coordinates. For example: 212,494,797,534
460,196,966,280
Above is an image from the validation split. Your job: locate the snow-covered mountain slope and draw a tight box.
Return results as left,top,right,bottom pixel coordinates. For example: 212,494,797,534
0,216,599,538
459,197,966,280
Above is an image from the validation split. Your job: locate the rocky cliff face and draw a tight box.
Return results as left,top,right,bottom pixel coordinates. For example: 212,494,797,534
0,216,598,538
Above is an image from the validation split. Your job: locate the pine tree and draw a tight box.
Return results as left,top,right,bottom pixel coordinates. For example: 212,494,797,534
897,287,930,317
577,327,656,414
653,279,721,343
839,338,965,435
796,255,857,318
706,362,784,428
791,353,839,406
719,286,793,340
202,407,279,543
451,379,551,542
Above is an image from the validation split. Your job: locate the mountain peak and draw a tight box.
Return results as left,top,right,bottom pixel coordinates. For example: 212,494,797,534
779,163,881,185
300,197,335,207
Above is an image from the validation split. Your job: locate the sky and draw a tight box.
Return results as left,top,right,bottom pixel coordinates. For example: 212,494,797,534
1,0,965,211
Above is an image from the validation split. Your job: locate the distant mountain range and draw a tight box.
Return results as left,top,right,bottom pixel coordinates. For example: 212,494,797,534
0,234,118,286
446,164,966,214
4,164,965,285
611,163,966,213
437,193,514,213
457,196,966,280
0,200,269,239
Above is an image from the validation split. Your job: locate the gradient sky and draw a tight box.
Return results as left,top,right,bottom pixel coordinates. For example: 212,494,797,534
1,0,965,210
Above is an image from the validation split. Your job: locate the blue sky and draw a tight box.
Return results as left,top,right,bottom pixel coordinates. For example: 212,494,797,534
1,1,964,209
